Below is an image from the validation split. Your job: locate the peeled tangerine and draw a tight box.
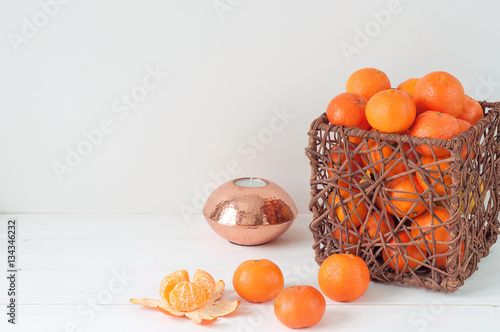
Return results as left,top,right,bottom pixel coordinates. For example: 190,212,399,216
130,269,239,325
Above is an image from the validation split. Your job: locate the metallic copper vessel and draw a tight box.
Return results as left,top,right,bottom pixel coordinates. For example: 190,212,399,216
203,177,297,246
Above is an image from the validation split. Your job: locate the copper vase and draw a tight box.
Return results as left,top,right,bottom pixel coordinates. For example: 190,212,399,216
202,177,297,246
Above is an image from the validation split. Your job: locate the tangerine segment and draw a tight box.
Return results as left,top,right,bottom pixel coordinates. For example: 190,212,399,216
169,281,212,312
192,269,216,300
159,270,189,301
164,280,239,324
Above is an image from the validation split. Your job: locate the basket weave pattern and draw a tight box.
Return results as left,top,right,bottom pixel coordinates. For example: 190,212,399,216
305,101,500,292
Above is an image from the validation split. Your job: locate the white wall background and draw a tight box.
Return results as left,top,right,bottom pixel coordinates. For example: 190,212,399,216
1,0,500,214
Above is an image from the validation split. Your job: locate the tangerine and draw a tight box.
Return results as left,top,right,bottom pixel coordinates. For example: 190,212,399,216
457,95,483,126
457,118,472,159
362,138,417,178
408,111,460,157
377,175,427,218
349,136,364,145
382,231,427,273
328,187,368,229
274,285,326,329
318,253,370,302
413,71,465,117
410,206,451,254
365,89,416,133
232,259,284,303
346,68,391,101
457,118,471,133
410,207,464,270
326,145,364,184
396,78,419,96
359,211,395,240
416,156,452,196
435,242,465,270
160,269,216,312
159,269,189,301
332,228,360,255
131,270,239,324
326,92,370,130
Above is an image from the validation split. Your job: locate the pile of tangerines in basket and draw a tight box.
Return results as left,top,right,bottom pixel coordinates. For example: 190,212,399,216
325,68,483,273
328,68,483,135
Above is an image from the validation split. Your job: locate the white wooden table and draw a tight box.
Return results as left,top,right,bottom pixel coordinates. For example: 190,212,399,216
1,214,499,331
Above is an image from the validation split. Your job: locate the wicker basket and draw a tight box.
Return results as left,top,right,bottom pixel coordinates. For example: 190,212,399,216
305,101,500,292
